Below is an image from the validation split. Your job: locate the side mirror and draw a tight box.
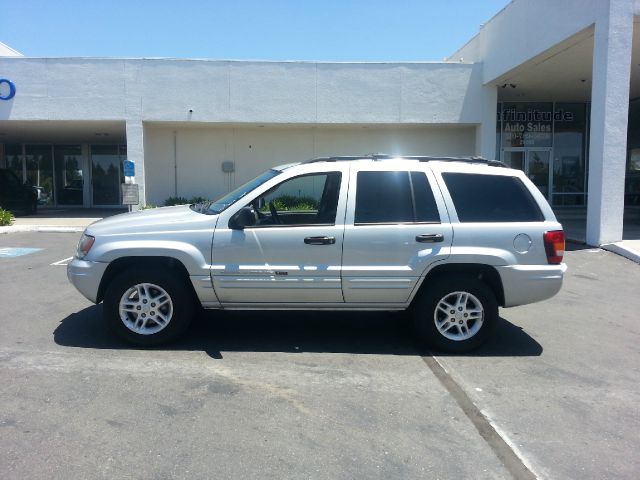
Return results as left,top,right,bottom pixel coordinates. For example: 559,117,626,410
229,206,256,230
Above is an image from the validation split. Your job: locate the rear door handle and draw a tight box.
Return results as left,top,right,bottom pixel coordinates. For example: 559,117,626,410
416,234,444,243
304,236,336,245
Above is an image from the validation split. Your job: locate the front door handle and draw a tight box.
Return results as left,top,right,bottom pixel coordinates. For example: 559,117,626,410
304,236,336,245
416,234,444,243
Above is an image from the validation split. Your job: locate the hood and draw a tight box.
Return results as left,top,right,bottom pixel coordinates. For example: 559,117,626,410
86,204,218,236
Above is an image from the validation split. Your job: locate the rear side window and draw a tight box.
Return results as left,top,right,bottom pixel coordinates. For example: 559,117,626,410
442,173,544,222
355,171,440,224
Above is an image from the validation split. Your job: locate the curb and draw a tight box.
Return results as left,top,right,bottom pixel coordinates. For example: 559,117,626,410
601,242,640,264
0,225,85,234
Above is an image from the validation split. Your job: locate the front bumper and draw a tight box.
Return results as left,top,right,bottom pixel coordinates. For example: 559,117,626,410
496,263,567,307
67,257,109,303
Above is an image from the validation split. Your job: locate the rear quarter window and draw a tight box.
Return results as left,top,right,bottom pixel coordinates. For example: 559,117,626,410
442,172,544,222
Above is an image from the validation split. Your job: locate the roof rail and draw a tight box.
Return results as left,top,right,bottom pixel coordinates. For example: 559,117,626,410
302,154,507,167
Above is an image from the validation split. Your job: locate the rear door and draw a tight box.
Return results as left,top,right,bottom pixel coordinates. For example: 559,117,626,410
341,164,453,305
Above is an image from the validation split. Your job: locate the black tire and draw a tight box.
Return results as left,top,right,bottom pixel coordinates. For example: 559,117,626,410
412,274,498,353
103,268,194,346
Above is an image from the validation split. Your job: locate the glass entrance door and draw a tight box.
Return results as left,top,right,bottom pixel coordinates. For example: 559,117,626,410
91,145,123,206
503,150,525,170
54,145,84,206
25,145,54,206
526,149,551,199
502,148,552,200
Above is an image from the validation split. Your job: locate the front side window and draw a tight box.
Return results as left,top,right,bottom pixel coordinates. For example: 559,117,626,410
247,172,342,227
354,171,440,224
442,172,544,222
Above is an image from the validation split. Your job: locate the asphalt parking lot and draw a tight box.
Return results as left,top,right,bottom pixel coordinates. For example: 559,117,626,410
0,232,638,479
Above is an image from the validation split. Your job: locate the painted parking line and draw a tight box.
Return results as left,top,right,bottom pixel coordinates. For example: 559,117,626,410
50,256,74,266
0,247,44,259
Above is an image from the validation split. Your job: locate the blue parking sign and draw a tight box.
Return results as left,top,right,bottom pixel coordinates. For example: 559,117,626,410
123,160,135,177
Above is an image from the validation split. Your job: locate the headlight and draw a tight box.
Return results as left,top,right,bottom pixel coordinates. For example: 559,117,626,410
76,233,95,259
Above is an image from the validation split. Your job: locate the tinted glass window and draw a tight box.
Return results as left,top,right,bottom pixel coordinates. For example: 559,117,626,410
355,171,440,224
442,173,544,222
411,172,440,223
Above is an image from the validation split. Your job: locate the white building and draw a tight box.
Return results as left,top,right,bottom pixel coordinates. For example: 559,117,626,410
1,0,639,246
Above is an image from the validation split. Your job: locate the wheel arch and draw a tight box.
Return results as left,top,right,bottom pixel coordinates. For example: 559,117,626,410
412,263,505,307
97,256,198,304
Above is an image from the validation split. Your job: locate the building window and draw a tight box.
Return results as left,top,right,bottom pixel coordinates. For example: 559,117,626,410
498,102,589,207
500,102,553,148
552,103,587,206
626,99,640,206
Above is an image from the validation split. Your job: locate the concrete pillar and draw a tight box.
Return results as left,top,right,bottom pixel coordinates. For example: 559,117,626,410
586,0,634,245
125,120,146,210
476,85,498,159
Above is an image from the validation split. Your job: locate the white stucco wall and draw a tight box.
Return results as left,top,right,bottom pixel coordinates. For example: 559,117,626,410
449,0,612,83
0,58,487,125
143,124,476,205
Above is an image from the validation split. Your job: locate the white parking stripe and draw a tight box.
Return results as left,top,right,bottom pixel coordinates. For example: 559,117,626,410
50,256,74,266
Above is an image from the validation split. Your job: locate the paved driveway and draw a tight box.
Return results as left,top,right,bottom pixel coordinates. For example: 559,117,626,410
0,232,638,479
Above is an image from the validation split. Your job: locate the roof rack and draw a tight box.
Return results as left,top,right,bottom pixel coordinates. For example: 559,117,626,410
302,154,506,167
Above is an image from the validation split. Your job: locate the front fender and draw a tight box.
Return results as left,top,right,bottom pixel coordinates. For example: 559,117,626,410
87,239,210,275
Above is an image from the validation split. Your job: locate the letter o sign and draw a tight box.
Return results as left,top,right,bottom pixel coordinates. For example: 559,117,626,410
0,79,16,100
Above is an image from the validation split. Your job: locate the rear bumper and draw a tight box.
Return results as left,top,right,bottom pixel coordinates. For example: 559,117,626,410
496,263,567,307
67,257,109,303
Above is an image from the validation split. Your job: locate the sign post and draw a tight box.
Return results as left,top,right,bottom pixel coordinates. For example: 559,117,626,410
122,160,137,212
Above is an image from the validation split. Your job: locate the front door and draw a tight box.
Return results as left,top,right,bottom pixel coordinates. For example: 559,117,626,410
211,168,348,305
502,148,552,200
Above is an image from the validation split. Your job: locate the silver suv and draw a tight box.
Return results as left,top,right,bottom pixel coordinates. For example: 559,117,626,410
68,155,566,352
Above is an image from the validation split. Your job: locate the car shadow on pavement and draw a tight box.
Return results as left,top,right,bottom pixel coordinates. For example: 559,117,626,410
53,305,543,358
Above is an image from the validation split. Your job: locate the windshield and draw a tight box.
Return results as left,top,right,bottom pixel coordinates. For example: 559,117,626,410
206,169,281,214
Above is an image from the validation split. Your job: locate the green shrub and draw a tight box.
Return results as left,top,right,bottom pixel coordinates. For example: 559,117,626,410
261,195,319,212
141,203,157,210
0,207,14,226
163,196,189,206
188,196,209,204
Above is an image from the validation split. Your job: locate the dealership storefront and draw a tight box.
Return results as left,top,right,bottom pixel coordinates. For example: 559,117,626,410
496,98,640,209
497,102,590,207
2,143,127,208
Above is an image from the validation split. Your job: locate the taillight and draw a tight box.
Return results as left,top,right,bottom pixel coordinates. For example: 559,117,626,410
543,230,565,265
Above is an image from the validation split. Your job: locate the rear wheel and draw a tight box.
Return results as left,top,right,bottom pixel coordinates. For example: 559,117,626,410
412,274,498,353
103,268,194,346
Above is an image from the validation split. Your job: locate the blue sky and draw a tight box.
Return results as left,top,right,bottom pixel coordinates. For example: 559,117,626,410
2,0,508,61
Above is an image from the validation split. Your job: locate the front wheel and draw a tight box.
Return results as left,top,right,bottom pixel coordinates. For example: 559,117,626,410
412,274,498,353
103,268,194,346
